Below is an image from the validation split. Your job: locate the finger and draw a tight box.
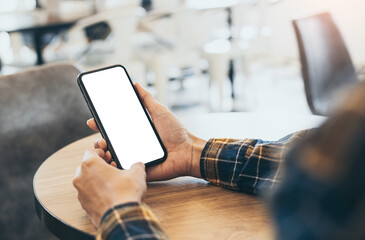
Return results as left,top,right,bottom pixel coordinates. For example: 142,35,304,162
94,138,107,150
94,148,113,164
94,148,106,159
130,162,146,175
87,118,99,132
131,162,146,181
105,151,112,163
131,162,145,170
134,83,163,116
110,161,117,168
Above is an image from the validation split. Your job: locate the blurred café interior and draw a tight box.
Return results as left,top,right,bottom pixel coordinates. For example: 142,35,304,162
1,0,363,115
1,0,365,239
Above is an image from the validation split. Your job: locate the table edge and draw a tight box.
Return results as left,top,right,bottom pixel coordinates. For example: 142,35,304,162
33,183,94,240
33,134,99,240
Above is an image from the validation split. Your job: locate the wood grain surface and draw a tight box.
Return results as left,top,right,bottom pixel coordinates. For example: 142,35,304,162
33,133,274,239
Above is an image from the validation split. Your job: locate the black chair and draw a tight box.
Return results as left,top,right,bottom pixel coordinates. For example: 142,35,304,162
0,63,93,240
293,12,358,116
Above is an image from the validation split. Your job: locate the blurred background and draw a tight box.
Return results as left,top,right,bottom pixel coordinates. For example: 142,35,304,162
1,1,365,239
0,0,364,117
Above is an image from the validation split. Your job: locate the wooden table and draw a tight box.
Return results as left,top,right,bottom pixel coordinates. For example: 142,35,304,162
33,113,325,240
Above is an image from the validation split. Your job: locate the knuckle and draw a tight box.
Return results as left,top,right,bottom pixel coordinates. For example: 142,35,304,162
95,148,104,157
72,177,80,189
81,158,94,169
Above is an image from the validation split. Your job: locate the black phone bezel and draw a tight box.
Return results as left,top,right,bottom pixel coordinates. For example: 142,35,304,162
77,64,167,169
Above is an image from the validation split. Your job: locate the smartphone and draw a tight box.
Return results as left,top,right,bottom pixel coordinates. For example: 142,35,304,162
77,65,167,169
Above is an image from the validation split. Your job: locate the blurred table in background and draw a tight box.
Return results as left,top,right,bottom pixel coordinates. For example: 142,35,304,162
0,7,89,65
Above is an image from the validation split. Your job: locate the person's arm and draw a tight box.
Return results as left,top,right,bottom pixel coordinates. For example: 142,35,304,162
199,131,313,194
73,149,168,240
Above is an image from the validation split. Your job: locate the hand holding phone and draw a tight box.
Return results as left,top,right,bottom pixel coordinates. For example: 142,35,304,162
78,65,167,169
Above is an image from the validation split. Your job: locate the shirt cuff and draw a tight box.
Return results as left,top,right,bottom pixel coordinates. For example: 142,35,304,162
97,202,168,240
200,138,260,191
99,202,139,227
200,138,244,186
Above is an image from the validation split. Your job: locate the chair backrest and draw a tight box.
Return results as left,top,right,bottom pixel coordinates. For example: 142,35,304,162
293,12,358,116
0,63,93,240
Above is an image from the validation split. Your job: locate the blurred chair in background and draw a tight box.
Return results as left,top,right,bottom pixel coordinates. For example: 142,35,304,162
201,1,257,110
139,4,244,107
293,12,358,116
138,7,204,104
203,38,231,109
0,63,93,240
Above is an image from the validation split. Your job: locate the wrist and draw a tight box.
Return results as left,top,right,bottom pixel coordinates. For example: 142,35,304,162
189,134,207,178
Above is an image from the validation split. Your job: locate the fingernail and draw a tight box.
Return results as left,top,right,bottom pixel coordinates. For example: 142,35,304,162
137,162,145,169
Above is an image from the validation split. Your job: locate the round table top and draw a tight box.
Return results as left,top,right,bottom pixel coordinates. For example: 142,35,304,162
33,112,325,240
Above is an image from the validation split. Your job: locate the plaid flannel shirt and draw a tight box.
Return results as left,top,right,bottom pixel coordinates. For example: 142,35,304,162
97,131,308,240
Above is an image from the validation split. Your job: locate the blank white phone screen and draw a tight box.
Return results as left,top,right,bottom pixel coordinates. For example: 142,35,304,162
81,66,165,169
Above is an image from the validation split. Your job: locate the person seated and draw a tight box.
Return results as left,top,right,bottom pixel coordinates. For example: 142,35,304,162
73,83,365,240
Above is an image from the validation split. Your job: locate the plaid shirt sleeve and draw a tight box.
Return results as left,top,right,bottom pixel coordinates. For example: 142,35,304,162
97,202,168,240
200,130,313,194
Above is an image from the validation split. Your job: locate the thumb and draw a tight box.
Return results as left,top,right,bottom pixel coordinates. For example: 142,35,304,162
130,162,145,171
134,82,164,116
130,162,146,177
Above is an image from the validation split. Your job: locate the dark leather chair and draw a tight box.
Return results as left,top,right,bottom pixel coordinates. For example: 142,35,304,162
293,12,358,116
0,63,93,240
